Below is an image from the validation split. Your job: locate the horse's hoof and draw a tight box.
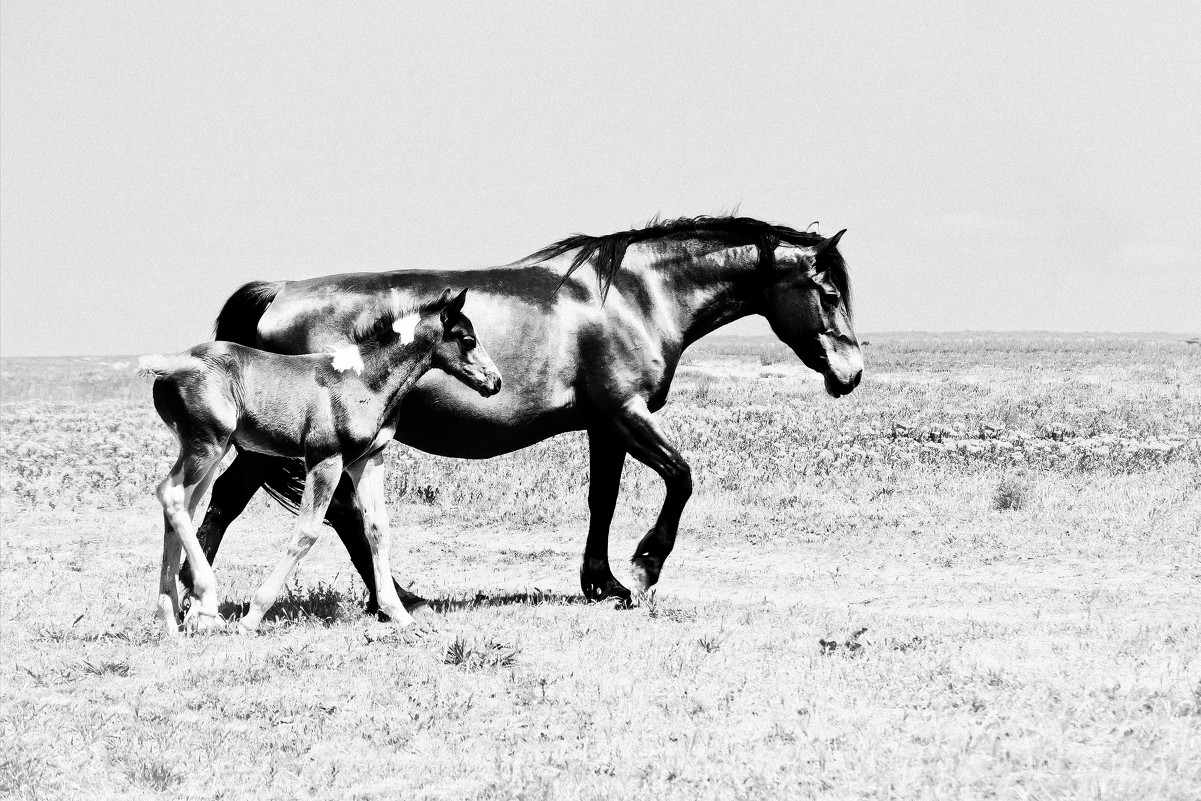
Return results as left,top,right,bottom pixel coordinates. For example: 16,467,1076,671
580,563,633,606
629,554,663,605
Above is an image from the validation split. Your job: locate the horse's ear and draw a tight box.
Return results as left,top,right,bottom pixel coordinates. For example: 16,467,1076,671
805,221,820,234
449,288,468,313
813,229,846,254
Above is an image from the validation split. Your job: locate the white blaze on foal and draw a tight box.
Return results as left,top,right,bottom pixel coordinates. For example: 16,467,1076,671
392,312,420,346
329,345,365,374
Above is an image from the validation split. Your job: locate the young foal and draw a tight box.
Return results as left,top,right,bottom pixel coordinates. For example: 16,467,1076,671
141,288,500,637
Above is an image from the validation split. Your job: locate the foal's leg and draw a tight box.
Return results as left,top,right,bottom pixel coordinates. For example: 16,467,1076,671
156,441,227,633
611,398,693,601
240,454,342,632
182,450,271,595
156,519,184,637
579,428,633,604
324,479,434,619
347,454,416,630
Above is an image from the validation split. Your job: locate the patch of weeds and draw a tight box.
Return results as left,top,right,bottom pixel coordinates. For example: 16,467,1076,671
697,634,724,654
819,627,868,656
993,474,1031,511
643,591,697,622
891,635,925,652
126,759,184,792
0,755,44,797
414,484,440,504
81,660,132,678
267,578,354,626
443,636,520,669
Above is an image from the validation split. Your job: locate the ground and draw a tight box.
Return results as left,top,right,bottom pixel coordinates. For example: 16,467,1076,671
2,333,1199,800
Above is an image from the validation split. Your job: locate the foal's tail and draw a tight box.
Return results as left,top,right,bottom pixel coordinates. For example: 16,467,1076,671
214,280,283,346
138,353,206,380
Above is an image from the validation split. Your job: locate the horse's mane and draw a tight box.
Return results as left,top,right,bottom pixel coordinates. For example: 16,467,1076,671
530,215,851,316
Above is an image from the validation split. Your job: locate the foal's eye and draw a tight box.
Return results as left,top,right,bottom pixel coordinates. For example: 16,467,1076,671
461,337,476,348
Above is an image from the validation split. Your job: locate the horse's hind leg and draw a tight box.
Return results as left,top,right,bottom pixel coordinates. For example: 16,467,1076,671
156,440,227,632
580,428,633,604
240,454,342,632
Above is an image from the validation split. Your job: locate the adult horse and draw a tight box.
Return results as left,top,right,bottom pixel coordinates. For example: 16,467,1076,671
188,216,863,609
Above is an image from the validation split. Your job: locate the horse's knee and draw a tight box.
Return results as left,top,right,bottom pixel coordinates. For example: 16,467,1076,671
666,461,692,498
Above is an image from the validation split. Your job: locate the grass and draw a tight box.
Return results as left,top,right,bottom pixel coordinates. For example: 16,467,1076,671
2,332,1200,799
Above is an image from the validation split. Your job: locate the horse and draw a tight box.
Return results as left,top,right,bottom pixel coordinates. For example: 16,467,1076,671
142,289,501,636
186,215,862,612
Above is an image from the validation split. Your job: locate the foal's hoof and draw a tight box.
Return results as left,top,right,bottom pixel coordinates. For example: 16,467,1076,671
184,609,224,635
407,602,440,625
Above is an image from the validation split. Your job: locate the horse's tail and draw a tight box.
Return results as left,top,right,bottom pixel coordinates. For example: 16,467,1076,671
138,353,206,380
214,280,283,346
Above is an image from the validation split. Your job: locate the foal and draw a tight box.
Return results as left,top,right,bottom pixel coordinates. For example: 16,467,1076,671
141,288,500,637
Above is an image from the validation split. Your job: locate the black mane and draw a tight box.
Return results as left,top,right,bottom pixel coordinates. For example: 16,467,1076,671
531,215,851,316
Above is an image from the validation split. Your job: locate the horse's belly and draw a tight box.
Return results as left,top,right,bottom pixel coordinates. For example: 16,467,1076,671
392,378,581,459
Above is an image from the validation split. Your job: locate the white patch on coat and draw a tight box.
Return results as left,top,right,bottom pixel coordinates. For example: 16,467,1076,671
392,312,420,345
329,345,365,374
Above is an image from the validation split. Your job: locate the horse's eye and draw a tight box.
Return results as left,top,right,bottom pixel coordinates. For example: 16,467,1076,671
462,337,476,348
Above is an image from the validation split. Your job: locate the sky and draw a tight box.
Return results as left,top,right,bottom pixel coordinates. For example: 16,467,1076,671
2,2,1198,356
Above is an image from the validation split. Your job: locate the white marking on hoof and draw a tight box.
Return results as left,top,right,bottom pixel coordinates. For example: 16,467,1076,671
630,563,653,604
392,312,420,345
329,345,365,374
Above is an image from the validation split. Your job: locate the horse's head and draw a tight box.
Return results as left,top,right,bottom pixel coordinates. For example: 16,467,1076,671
763,230,863,397
427,288,503,397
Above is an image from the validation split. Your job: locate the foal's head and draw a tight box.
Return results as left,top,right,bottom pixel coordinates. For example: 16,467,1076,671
417,289,503,397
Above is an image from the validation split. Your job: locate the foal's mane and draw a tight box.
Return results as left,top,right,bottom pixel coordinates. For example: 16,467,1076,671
349,295,444,351
531,215,852,315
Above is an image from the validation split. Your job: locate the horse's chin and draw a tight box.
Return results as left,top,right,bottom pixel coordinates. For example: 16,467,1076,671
824,372,858,398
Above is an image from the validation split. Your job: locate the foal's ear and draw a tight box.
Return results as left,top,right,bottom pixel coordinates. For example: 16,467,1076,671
439,288,468,326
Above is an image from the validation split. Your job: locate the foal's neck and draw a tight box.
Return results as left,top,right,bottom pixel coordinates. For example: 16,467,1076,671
360,341,434,413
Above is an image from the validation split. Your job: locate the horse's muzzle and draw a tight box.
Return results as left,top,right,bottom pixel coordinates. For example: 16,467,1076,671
824,369,862,398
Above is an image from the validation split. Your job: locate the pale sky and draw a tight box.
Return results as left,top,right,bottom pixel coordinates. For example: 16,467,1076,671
2,3,1198,356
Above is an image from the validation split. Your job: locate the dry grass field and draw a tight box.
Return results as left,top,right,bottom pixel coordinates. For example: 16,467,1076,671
2,333,1200,800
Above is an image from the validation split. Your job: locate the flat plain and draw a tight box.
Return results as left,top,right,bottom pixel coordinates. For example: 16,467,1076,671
2,333,1200,800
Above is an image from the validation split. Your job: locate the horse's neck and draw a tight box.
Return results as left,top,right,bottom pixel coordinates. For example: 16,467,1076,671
646,242,763,348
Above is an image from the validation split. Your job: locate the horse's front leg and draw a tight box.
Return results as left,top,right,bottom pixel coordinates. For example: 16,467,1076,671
611,398,693,601
580,428,633,605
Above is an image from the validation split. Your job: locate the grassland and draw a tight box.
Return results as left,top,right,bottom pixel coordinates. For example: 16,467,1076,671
2,333,1200,800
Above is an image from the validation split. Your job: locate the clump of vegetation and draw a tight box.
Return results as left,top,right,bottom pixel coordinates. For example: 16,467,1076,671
443,636,519,669
819,627,868,656
993,474,1031,511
